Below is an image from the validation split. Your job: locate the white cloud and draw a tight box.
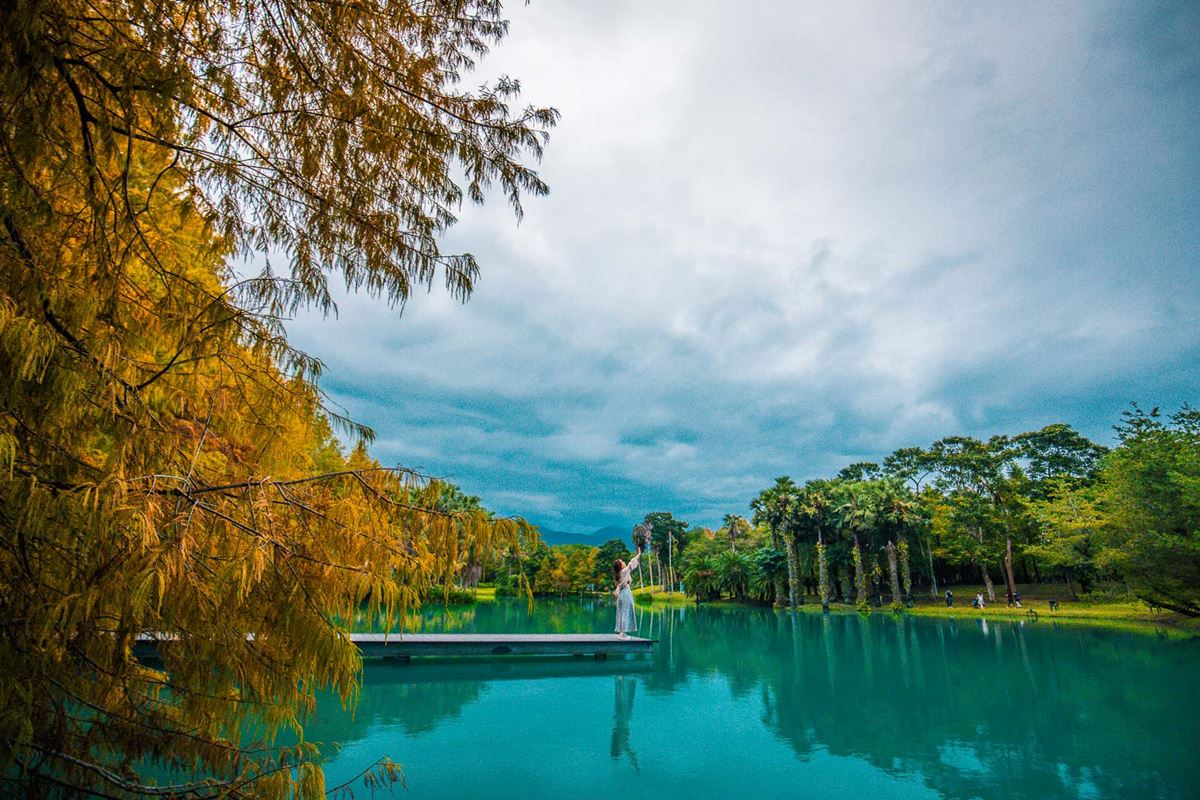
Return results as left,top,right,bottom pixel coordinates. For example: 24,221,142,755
286,1,1200,529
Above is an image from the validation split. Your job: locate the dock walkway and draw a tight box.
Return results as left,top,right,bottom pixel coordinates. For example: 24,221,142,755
135,633,654,662
349,633,654,660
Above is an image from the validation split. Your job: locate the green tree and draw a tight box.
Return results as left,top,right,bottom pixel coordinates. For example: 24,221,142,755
1014,424,1108,490
595,538,632,590
641,512,688,590
883,447,939,595
875,478,923,601
795,480,838,607
534,550,571,597
564,546,597,593
835,481,879,609
752,477,801,608
721,513,751,552
928,436,1003,600
1026,481,1104,597
683,554,722,601
719,550,757,601
837,461,882,481
1096,405,1200,615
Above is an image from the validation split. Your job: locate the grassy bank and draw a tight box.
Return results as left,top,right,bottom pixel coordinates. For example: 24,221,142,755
901,603,1197,634
895,584,1198,631
632,585,693,605
477,582,1197,633
633,582,1199,632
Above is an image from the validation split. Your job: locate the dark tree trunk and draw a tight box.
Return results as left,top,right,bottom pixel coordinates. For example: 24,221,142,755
974,525,995,601
980,562,995,602
1003,537,1018,604
1140,596,1200,617
924,536,938,598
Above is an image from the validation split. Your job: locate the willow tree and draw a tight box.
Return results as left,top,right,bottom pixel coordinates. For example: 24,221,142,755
1,1,553,796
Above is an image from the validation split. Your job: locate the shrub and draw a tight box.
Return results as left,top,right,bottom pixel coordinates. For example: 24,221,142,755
427,586,477,605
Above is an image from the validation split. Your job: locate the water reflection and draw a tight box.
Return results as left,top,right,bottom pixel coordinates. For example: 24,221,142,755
610,675,639,772
306,600,1199,800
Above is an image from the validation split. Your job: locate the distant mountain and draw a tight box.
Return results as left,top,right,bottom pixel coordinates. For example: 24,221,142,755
535,528,597,547
589,525,629,542
535,524,631,547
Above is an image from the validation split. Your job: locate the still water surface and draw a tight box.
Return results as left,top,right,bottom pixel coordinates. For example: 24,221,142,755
309,600,1200,799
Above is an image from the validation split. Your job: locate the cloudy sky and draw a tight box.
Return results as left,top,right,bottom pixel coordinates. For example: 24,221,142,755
287,1,1200,534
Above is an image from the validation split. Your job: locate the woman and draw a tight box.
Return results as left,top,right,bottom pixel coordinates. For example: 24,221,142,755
613,546,643,639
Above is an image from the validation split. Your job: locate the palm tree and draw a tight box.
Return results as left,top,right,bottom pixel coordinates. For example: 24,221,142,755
885,540,902,605
836,482,878,609
721,514,750,553
878,479,921,601
716,550,753,600
684,555,720,601
752,477,800,608
798,481,835,608
750,547,787,604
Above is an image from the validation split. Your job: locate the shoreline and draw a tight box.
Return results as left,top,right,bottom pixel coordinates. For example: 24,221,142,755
630,587,1200,634
459,585,1199,635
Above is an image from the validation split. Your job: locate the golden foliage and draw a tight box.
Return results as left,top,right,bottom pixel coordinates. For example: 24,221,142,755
0,0,550,796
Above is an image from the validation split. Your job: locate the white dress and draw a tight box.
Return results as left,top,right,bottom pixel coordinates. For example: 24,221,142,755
614,554,640,634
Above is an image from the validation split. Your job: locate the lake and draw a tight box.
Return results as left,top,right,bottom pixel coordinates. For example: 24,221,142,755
308,599,1200,799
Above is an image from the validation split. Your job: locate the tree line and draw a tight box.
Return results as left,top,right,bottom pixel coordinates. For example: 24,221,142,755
513,407,1198,615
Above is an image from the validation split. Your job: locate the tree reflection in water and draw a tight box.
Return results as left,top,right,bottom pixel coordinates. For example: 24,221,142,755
304,599,1198,800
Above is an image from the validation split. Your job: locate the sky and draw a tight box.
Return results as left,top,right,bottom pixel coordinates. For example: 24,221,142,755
285,0,1200,534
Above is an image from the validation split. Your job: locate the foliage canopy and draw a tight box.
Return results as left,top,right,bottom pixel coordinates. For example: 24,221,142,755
1,0,553,796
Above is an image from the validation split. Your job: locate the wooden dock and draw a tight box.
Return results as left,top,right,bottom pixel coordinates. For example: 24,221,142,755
349,633,654,661
360,657,654,682
135,633,654,662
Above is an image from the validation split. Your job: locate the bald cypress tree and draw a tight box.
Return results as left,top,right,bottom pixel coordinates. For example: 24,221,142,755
1,1,552,795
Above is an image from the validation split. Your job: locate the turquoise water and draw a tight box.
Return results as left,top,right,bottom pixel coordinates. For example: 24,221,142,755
308,601,1200,799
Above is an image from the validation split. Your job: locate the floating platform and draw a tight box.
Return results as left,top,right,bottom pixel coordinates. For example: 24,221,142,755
360,657,654,682
348,633,654,661
135,633,655,662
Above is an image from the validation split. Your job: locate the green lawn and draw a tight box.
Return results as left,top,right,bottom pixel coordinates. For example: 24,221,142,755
473,582,1196,633
633,582,1198,632
632,585,693,605
895,584,1196,630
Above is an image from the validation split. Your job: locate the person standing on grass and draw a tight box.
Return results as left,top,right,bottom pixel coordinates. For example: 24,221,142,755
614,547,643,639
